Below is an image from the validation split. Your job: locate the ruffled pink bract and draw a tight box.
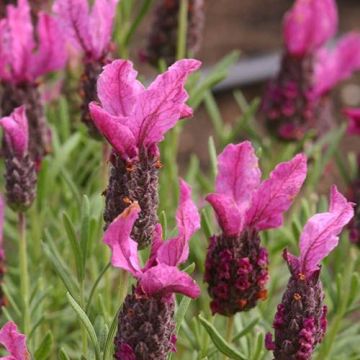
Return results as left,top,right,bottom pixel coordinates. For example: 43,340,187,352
0,0,67,84
0,106,29,157
103,179,200,298
206,141,307,236
53,0,118,61
90,59,201,160
0,321,29,360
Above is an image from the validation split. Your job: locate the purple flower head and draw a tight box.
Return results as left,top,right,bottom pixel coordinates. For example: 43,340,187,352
53,0,119,62
204,141,307,315
344,107,360,136
90,58,201,161
0,0,67,85
283,0,337,56
106,180,200,359
263,0,360,141
266,186,354,359
0,106,28,158
0,106,37,212
0,321,30,360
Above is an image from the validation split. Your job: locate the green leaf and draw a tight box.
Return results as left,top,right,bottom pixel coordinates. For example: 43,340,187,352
43,236,79,301
80,196,91,278
201,208,213,239
34,332,53,360
103,307,121,360
175,297,192,333
198,315,246,360
208,136,218,180
182,262,196,275
66,292,101,360
58,348,70,360
63,212,83,280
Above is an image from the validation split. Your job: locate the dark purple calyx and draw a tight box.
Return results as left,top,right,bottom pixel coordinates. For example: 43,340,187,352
348,176,360,246
104,150,160,249
114,287,176,360
80,59,108,139
142,0,204,67
262,53,333,141
204,229,269,316
0,82,51,166
3,145,37,212
266,266,327,360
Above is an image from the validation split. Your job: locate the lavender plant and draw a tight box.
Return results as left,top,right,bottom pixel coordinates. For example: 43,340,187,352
0,0,358,359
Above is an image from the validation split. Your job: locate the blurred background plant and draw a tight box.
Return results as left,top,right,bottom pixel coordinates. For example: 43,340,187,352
0,0,359,359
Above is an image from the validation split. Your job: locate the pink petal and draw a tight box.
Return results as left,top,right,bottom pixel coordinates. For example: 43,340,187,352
89,103,137,160
103,202,142,276
246,153,307,231
215,141,261,210
156,179,200,266
344,108,360,136
53,0,92,55
0,321,29,360
30,13,67,79
5,0,35,82
314,32,360,96
0,19,12,82
97,60,144,117
139,264,200,298
299,186,354,276
283,0,338,56
0,106,28,157
206,193,244,236
132,59,201,147
89,0,119,59
282,249,300,275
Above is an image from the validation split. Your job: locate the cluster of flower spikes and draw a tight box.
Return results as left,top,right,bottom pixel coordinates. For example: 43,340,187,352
141,0,204,67
0,321,30,359
89,58,201,249
0,107,37,212
204,141,307,315
53,0,119,138
262,0,360,141
266,186,354,360
0,0,67,166
344,108,360,245
103,180,201,360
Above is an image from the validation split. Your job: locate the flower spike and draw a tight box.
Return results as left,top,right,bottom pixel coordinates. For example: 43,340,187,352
266,187,354,359
92,58,201,248
205,141,307,315
104,180,200,360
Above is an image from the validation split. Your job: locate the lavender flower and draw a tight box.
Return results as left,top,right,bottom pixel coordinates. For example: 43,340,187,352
53,0,119,137
104,180,200,360
0,321,30,359
0,0,67,165
344,108,360,245
0,106,37,211
205,141,307,315
142,0,204,67
265,186,354,359
90,59,201,248
262,0,360,141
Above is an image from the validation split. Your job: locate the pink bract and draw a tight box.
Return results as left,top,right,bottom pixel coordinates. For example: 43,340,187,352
283,0,337,56
299,186,354,276
53,0,118,61
0,0,67,84
103,179,200,298
206,141,307,236
0,106,29,157
344,108,360,136
0,322,29,360
89,59,201,160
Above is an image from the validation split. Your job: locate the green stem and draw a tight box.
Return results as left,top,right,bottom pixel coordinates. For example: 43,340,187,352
176,0,188,60
223,316,234,360
80,280,88,355
118,270,129,305
18,212,30,335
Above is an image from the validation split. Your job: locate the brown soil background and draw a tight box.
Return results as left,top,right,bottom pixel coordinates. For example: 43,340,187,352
132,0,360,171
